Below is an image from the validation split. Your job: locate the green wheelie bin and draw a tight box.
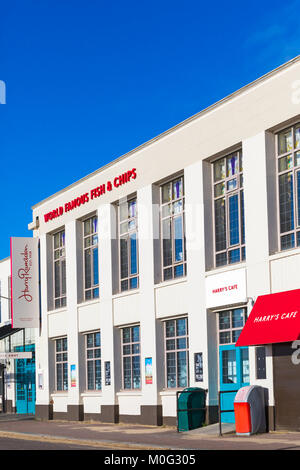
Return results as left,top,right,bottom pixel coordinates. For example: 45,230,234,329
177,387,207,432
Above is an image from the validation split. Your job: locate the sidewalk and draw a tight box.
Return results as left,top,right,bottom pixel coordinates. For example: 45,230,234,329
0,416,299,450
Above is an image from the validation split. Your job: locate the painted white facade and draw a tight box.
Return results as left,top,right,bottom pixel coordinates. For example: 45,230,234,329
28,56,300,425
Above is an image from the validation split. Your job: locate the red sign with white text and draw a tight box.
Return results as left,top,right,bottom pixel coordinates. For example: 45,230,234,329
236,289,300,347
43,168,137,223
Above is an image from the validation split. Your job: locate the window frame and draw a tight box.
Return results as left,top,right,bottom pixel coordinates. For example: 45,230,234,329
276,122,300,251
83,215,99,301
164,317,189,389
160,175,187,282
212,150,245,268
217,307,247,345
85,330,101,391
121,325,141,390
53,229,66,309
118,197,139,293
55,337,68,392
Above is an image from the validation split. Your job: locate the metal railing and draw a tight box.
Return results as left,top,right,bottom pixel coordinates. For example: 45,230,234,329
218,389,237,436
176,389,208,433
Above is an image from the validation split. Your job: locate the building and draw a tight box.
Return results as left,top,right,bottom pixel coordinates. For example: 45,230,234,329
28,56,300,430
0,258,36,414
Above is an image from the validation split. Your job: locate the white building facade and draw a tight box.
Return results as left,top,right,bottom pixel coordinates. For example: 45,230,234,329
29,56,300,430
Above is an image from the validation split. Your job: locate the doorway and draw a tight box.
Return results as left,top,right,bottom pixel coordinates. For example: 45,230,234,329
15,344,36,414
218,307,249,423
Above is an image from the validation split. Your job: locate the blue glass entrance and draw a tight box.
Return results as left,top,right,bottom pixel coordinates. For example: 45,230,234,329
15,344,36,414
219,345,249,423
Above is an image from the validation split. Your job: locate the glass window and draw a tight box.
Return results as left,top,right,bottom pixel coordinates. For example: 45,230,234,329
277,124,300,250
119,198,139,292
121,325,141,390
86,331,101,390
53,230,66,309
218,308,247,345
213,150,245,267
55,337,68,391
164,318,189,388
83,216,99,300
161,176,186,281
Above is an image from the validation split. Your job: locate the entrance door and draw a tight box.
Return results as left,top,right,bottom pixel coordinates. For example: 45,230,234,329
219,345,249,423
218,307,249,423
15,345,35,414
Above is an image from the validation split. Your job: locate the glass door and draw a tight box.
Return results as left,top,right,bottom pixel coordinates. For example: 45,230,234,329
218,308,249,423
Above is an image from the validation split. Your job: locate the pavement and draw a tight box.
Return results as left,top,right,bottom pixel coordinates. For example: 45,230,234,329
0,413,299,450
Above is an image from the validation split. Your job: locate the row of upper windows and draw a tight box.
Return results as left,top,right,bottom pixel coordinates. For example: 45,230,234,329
50,122,300,309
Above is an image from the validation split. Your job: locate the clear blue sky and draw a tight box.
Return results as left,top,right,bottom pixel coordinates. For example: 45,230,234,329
0,0,299,260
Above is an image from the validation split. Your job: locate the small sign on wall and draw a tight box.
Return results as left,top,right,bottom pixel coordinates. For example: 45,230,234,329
145,357,153,384
194,353,203,382
205,268,247,309
105,361,111,386
70,364,76,387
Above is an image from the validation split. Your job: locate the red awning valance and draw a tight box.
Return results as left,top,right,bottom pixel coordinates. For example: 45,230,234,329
236,289,300,347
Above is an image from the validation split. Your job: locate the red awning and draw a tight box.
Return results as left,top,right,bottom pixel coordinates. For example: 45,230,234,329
236,289,300,347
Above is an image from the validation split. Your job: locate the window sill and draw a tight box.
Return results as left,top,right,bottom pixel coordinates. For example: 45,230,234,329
269,246,300,261
112,289,140,300
205,261,246,276
117,390,142,397
51,392,68,397
81,391,102,397
77,298,100,308
154,277,187,290
160,389,186,396
48,307,67,314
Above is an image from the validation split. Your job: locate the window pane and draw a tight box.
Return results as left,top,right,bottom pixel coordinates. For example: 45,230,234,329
177,351,188,387
176,318,187,336
120,237,128,278
93,247,99,286
219,311,230,330
227,178,237,191
173,179,183,199
227,154,238,177
54,261,60,298
232,308,244,328
166,352,176,388
279,129,293,154
295,127,300,149
166,320,175,338
130,277,138,289
278,154,293,172
174,216,183,262
162,219,172,267
216,252,227,267
132,356,141,389
123,357,131,389
219,331,231,344
280,233,295,250
222,350,237,384
215,198,226,252
214,182,225,197
214,158,225,182
123,328,131,343
241,348,249,383
229,248,240,264
85,249,92,289
132,326,140,342
279,172,294,233
162,182,172,203
240,190,245,245
229,194,239,246
130,233,137,275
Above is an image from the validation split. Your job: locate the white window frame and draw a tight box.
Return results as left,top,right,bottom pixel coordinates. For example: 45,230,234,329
160,175,186,282
118,197,139,292
53,230,66,309
85,330,101,391
212,150,245,267
276,122,300,251
164,317,189,389
55,337,68,391
83,215,99,301
121,324,141,390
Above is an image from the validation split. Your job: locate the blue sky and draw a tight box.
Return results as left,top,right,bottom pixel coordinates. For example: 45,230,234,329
0,0,299,260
